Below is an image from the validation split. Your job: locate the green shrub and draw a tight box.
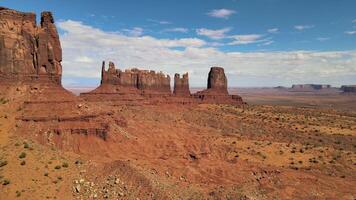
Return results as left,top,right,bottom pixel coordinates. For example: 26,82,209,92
23,143,29,149
54,165,61,170
0,160,8,167
2,179,10,185
62,162,69,168
20,160,26,166
19,152,26,159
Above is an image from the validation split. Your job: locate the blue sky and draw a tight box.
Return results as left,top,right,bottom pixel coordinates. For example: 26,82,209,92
1,0,356,87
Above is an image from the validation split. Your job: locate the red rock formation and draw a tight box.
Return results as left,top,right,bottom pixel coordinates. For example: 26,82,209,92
0,7,62,84
194,67,244,104
101,61,171,94
207,67,228,94
173,73,190,96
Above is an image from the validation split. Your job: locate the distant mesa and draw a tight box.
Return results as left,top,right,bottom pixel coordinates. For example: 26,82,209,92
0,7,62,85
340,85,356,93
290,84,331,91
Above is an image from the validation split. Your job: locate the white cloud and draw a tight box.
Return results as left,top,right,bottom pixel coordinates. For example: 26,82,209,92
58,20,356,87
163,27,189,33
267,28,279,33
345,30,356,35
228,34,265,45
207,9,236,19
294,25,314,31
147,19,171,25
260,40,274,46
196,27,231,40
352,19,356,23
317,37,330,41
123,27,144,37
75,56,94,63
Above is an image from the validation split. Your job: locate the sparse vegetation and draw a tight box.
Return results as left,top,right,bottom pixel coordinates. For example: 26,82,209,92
2,179,10,185
19,152,26,159
20,160,26,165
0,160,8,167
62,162,69,168
54,165,61,170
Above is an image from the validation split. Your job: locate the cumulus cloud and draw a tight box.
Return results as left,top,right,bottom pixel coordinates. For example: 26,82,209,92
163,27,189,33
267,28,279,33
228,34,265,45
294,25,314,31
196,27,231,40
58,20,356,87
207,9,236,19
345,30,356,35
122,27,144,37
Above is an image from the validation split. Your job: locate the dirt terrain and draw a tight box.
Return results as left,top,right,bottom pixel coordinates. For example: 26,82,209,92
1,85,355,199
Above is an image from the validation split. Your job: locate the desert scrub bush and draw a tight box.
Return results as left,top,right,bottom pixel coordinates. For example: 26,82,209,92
19,152,26,159
0,97,9,104
62,162,69,168
16,190,21,197
0,160,8,167
44,172,49,176
54,165,61,170
20,160,26,166
23,142,29,149
2,179,10,185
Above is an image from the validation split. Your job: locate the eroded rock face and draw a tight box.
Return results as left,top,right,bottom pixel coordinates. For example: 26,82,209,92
173,73,190,96
101,61,171,94
207,67,228,94
0,7,62,84
194,67,244,104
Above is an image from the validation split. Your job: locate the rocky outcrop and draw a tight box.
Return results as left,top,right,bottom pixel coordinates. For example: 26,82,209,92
0,7,62,84
207,67,228,94
101,61,171,94
340,85,356,93
193,67,244,104
173,73,190,96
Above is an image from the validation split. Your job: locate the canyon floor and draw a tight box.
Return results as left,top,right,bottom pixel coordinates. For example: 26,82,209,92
0,85,355,199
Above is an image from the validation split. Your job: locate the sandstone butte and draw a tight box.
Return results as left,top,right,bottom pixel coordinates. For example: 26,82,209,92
81,61,244,105
0,6,62,85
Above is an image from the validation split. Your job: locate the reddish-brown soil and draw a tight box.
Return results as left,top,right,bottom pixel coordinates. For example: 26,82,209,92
0,85,355,199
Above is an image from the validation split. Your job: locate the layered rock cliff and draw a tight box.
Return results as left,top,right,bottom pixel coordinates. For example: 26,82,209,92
173,73,190,96
0,7,62,84
101,61,171,94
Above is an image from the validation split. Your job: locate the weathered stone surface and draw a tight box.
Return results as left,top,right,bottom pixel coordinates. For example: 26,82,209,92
340,85,356,93
0,7,62,84
101,61,171,94
173,73,190,96
194,67,244,104
207,67,228,94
